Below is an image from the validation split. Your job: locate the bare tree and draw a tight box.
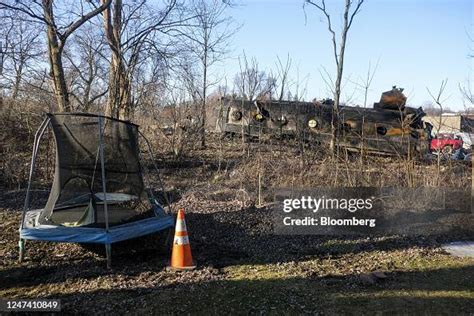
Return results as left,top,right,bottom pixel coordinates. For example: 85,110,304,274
349,58,380,107
233,54,275,154
0,10,44,101
157,77,201,158
0,14,11,106
305,0,364,152
182,0,238,148
234,54,275,101
427,79,449,186
64,25,108,112
132,54,169,115
459,79,474,106
101,0,190,120
0,0,112,112
427,79,449,137
460,32,473,107
273,54,293,101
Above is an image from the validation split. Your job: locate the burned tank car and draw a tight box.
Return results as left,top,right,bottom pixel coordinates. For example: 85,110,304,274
220,87,431,156
219,98,330,140
333,88,431,155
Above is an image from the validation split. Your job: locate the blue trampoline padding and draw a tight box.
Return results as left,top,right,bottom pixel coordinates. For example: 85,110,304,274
20,215,174,244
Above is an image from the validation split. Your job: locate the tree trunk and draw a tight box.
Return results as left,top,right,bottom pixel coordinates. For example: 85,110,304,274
201,39,208,148
44,0,70,112
0,41,4,108
330,0,351,154
106,52,130,119
82,47,94,111
103,0,131,120
12,57,24,99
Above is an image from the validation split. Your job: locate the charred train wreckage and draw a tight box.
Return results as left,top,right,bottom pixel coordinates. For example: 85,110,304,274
218,87,433,156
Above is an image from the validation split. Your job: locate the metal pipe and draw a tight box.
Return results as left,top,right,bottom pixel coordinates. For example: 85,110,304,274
20,117,50,230
136,142,158,206
18,239,25,262
98,117,112,269
105,243,112,269
138,130,172,214
98,117,109,232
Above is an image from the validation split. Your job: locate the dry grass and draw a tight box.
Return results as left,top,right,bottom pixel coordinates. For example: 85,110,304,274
1,103,472,314
1,187,473,314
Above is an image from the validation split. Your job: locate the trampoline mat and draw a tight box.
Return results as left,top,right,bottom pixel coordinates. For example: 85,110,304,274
49,204,153,228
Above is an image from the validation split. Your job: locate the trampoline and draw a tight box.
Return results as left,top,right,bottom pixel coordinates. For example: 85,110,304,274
19,113,174,267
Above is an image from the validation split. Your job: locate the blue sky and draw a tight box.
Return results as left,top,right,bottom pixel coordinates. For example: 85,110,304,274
216,0,473,110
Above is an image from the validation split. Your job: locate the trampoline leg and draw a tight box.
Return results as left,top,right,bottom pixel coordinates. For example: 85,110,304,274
105,244,112,269
19,239,25,263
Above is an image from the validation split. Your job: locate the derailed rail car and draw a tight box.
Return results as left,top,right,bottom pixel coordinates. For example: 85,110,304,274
219,87,432,156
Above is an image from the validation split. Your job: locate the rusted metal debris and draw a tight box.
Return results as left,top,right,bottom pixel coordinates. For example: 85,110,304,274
219,87,433,156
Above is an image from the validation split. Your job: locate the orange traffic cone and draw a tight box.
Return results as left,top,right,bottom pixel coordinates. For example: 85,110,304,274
168,209,196,271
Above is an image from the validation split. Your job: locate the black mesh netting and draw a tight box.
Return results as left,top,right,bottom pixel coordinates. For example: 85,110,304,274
39,113,152,228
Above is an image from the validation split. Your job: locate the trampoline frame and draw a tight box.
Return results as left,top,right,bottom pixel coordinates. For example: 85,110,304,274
19,113,174,268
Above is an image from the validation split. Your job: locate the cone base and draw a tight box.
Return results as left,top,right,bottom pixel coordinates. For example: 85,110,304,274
166,264,197,272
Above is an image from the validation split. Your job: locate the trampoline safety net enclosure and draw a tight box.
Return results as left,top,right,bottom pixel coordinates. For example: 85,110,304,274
20,113,174,246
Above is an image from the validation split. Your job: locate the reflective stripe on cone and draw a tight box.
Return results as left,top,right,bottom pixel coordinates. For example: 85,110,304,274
173,235,189,245
175,219,187,232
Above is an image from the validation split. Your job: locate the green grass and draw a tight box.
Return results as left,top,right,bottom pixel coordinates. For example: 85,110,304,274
2,210,473,314
129,253,474,315
2,248,472,314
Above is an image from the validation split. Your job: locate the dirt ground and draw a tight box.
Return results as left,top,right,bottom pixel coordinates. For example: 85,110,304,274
1,139,473,314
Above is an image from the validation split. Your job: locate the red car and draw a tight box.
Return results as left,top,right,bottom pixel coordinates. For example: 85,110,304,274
430,133,463,154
